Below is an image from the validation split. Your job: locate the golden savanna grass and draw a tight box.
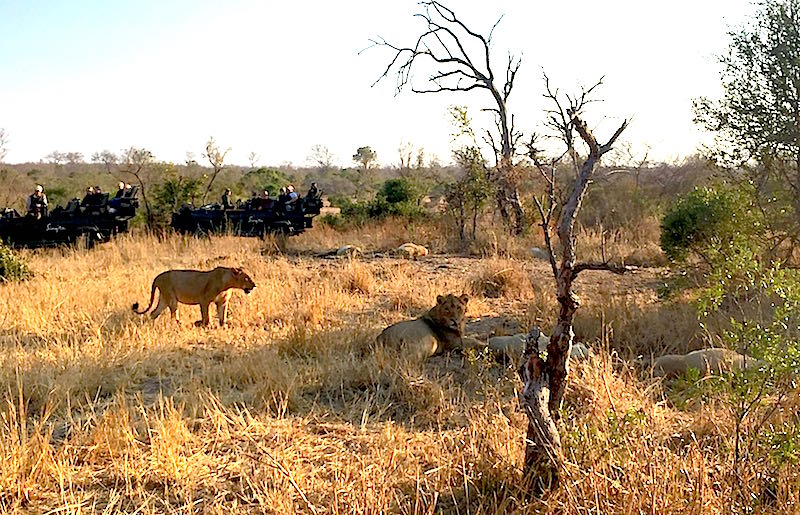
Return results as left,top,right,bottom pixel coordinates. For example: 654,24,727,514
0,226,798,513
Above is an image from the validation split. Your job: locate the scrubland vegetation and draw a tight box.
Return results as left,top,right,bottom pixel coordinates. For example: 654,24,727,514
3,0,800,512
0,213,796,513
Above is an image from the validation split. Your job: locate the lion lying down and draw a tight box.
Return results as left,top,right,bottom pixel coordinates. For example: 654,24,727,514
133,266,256,327
376,293,480,360
652,348,766,378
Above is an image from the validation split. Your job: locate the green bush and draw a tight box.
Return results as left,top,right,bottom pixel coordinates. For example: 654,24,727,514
379,178,418,204
660,185,761,263
237,167,291,197
323,196,427,229
0,243,32,282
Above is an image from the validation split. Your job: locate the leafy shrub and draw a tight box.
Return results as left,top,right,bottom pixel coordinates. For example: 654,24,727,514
0,243,32,282
237,167,291,197
324,196,427,229
379,178,419,204
152,175,203,212
660,185,761,263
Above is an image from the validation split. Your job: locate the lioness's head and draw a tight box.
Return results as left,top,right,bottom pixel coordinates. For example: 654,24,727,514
428,293,469,332
227,267,256,293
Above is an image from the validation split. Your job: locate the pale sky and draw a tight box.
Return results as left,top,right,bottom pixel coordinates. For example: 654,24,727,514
0,0,753,167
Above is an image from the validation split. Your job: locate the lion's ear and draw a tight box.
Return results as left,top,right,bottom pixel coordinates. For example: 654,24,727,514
460,294,469,303
437,295,444,304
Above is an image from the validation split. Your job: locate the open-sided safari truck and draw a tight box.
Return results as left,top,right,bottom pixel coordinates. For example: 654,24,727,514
170,190,323,238
0,186,139,249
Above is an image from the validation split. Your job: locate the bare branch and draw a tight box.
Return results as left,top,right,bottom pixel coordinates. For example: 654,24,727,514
369,0,525,232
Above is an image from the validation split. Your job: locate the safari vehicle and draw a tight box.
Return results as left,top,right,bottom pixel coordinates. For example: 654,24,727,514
0,187,140,249
170,191,323,238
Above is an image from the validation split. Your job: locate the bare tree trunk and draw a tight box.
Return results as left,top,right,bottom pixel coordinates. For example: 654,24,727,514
494,188,511,234
520,110,628,495
370,1,525,232
518,336,565,494
459,201,466,242
509,186,525,235
471,201,479,239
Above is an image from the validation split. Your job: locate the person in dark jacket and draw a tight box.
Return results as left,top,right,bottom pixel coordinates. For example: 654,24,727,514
221,188,233,209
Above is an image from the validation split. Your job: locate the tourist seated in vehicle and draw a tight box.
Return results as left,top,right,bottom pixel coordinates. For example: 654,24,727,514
26,185,48,219
81,187,95,207
306,182,321,199
251,190,273,211
114,182,126,199
221,188,234,209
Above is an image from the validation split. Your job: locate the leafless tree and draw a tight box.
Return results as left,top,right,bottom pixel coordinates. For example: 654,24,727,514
398,141,414,176
519,75,629,494
600,141,651,191
121,147,156,230
307,144,334,172
368,0,525,233
44,151,66,166
0,128,8,163
64,152,84,165
397,141,427,178
201,137,230,204
92,150,119,175
248,151,260,170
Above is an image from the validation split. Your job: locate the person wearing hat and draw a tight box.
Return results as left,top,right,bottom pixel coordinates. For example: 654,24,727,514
26,185,48,218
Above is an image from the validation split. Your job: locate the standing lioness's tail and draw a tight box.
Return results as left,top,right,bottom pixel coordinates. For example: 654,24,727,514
132,280,158,314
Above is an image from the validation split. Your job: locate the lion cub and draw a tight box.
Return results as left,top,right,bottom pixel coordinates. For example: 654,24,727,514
133,266,256,327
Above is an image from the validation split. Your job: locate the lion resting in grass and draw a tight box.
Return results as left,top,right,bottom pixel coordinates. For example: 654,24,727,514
133,266,256,327
376,293,473,360
393,242,429,259
487,329,592,362
336,245,363,257
652,348,766,378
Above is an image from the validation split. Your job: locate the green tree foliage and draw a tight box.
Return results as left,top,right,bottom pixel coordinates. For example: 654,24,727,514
236,167,291,197
694,0,800,172
379,177,419,204
0,242,32,282
323,177,427,229
152,166,203,213
694,0,800,252
446,146,492,241
445,106,492,241
348,147,379,199
352,146,378,173
660,185,762,265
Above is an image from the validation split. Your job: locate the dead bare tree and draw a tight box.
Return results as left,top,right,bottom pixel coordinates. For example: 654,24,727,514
367,0,526,233
307,145,334,172
0,128,8,163
519,75,629,494
91,150,122,183
248,151,260,171
121,147,156,230
201,137,230,204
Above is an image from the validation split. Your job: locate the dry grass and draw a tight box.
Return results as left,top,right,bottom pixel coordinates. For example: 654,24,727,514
0,227,797,513
467,258,533,300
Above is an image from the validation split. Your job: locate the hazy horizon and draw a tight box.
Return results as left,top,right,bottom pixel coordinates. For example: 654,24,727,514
1,0,752,167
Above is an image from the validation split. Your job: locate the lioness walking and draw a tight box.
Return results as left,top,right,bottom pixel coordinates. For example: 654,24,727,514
133,266,256,327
